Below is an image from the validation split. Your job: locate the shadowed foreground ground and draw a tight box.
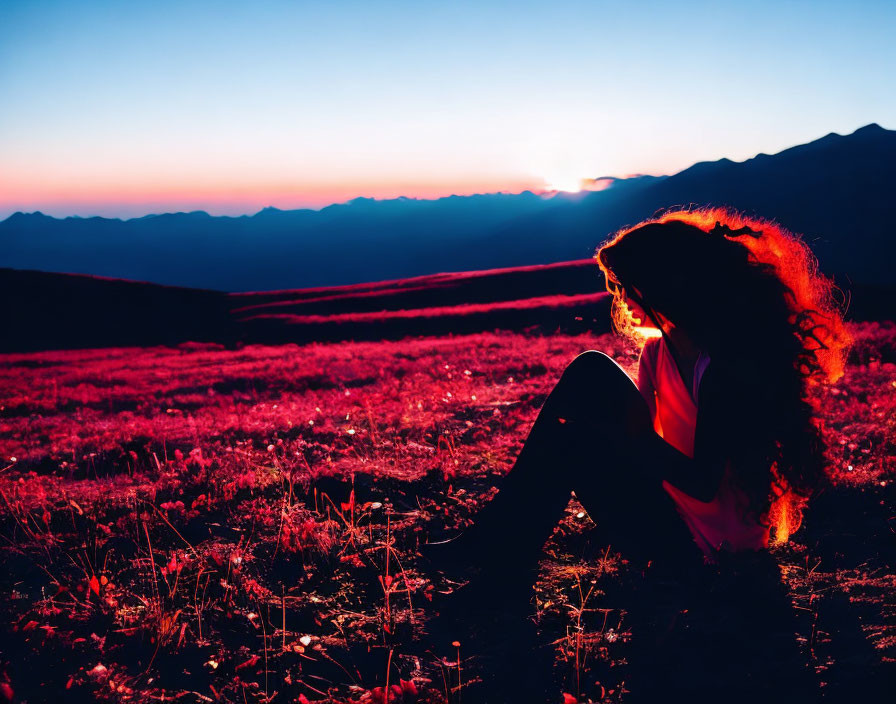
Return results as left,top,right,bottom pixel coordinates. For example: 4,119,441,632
0,322,893,702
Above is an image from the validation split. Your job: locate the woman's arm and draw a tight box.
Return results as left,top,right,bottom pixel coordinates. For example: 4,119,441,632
638,431,724,502
674,363,727,501
635,348,726,502
636,338,659,423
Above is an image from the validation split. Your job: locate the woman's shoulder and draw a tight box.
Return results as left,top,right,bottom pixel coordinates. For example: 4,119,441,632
643,334,663,352
639,335,663,363
636,336,663,387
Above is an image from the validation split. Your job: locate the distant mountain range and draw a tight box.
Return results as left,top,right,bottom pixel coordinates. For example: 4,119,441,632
2,123,894,291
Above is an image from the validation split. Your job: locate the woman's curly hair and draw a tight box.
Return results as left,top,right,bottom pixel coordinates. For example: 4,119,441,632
594,207,852,538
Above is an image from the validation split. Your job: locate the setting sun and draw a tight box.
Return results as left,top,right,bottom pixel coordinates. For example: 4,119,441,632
544,175,584,192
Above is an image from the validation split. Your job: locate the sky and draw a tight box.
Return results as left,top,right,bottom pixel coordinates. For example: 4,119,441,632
1,0,893,220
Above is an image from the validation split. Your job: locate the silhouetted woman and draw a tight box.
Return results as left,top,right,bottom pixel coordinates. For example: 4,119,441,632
424,208,851,703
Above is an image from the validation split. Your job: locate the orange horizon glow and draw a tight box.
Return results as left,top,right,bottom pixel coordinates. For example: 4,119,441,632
0,154,659,219
0,174,556,218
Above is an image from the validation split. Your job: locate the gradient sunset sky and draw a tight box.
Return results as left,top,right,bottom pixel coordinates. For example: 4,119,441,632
1,0,893,219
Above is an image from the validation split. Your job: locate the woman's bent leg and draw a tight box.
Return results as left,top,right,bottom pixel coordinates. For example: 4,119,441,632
425,351,706,702
438,349,702,577
544,351,706,570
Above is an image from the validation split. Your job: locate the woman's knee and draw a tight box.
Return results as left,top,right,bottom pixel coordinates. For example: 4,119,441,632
558,350,632,394
548,350,648,425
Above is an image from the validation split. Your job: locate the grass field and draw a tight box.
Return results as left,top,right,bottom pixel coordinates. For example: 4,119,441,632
0,322,893,702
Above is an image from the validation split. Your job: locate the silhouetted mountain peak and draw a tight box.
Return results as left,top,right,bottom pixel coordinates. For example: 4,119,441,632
770,123,894,163
0,211,55,226
136,210,211,222
850,123,886,138
668,123,894,183
673,156,736,179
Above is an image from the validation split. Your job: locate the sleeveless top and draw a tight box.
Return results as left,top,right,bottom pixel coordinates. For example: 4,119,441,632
637,335,770,559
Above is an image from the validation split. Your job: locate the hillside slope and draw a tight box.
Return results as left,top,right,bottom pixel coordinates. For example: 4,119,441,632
0,261,610,352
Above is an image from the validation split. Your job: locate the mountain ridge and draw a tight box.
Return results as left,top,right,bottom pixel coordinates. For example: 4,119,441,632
2,123,893,290
1,123,886,225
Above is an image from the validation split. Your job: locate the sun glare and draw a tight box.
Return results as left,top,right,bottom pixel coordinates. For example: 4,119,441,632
544,175,584,192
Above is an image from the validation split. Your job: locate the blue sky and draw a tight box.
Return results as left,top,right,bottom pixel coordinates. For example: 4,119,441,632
1,0,893,218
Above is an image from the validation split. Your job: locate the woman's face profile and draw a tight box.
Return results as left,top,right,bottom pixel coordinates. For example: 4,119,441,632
619,285,678,335
620,288,647,324
604,269,673,334
617,285,656,328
